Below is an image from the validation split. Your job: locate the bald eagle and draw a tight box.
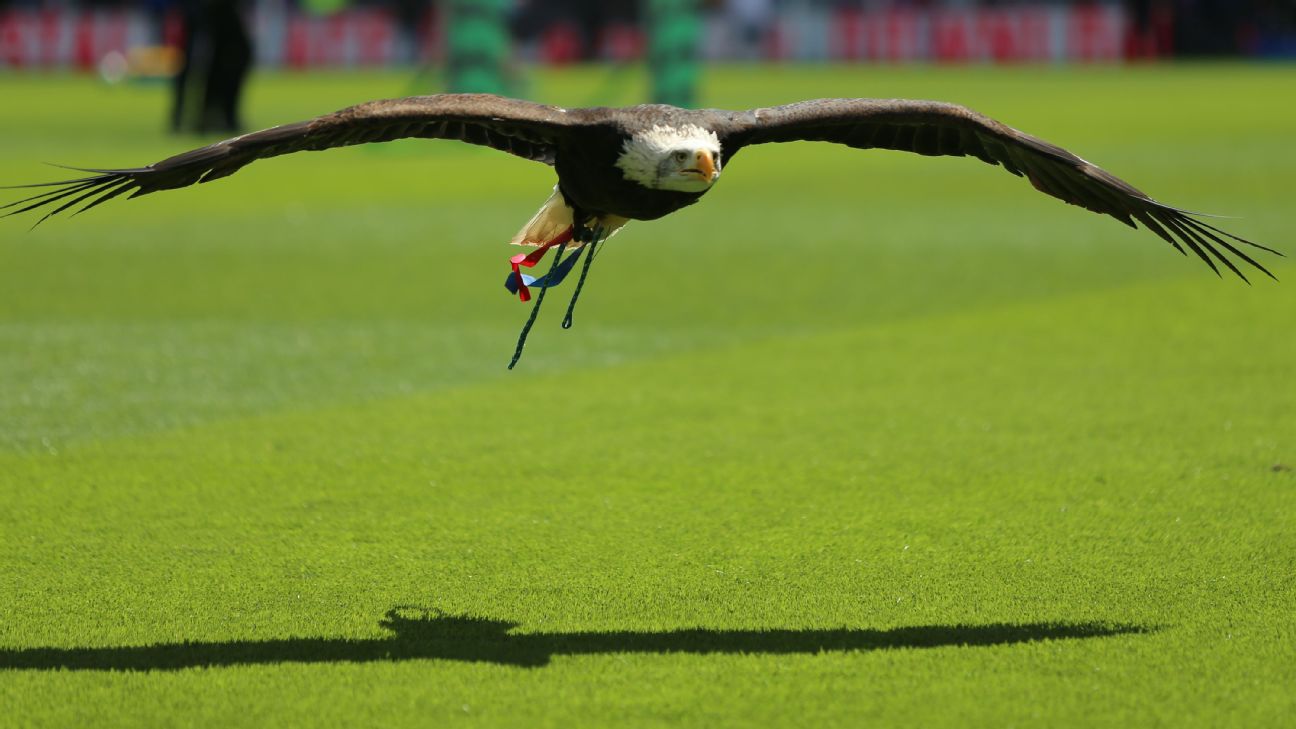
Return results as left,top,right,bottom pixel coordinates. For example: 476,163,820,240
3,94,1279,363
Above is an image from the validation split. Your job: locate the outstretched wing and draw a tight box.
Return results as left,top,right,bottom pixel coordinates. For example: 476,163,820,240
714,99,1280,281
4,94,605,226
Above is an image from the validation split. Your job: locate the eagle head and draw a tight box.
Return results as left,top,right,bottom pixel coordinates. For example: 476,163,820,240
615,124,721,193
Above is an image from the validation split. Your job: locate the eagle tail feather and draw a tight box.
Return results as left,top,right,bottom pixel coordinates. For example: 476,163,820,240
511,187,575,249
510,187,630,249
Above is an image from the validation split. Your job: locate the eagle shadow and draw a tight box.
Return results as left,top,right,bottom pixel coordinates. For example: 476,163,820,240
0,607,1151,671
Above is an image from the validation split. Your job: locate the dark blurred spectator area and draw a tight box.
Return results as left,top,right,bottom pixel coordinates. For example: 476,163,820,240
2,1,1295,72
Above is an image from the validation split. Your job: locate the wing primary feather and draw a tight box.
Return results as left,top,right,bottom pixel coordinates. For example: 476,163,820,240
44,162,150,174
1147,201,1236,219
2,179,109,217
0,175,105,190
30,179,130,230
1131,210,1187,256
1188,217,1283,256
1160,215,1224,279
1,179,103,211
70,179,136,217
1181,223,1249,282
1168,215,1249,282
1179,216,1277,281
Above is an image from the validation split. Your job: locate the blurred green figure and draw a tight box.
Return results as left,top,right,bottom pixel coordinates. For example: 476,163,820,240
647,0,700,108
448,0,509,95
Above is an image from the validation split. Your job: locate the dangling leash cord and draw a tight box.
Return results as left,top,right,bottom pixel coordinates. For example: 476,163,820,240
562,229,602,329
507,247,565,370
504,225,605,369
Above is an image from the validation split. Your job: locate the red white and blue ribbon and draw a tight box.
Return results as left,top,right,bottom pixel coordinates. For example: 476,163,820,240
504,227,575,302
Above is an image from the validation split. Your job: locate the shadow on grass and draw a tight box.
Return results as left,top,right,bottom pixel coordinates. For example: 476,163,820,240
0,607,1151,671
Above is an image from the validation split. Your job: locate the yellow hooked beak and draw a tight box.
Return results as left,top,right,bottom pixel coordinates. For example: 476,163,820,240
687,150,716,182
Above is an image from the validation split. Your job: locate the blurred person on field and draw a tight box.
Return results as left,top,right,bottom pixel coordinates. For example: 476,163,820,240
172,0,252,134
727,0,773,60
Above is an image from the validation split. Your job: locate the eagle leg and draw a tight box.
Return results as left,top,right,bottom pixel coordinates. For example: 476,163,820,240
572,212,596,243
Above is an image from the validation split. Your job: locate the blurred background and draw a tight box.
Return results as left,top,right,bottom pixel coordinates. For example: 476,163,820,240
6,1,1296,70
2,1,1295,128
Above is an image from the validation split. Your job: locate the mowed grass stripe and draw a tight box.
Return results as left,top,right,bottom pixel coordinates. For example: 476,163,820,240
2,271,1292,727
2,66,1294,728
4,271,1292,619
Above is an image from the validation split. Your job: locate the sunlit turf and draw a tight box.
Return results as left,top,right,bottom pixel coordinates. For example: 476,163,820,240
1,64,1293,727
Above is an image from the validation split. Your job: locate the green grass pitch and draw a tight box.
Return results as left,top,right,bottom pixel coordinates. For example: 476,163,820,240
1,64,1293,727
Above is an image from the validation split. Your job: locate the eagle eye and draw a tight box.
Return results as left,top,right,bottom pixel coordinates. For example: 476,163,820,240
673,150,689,163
